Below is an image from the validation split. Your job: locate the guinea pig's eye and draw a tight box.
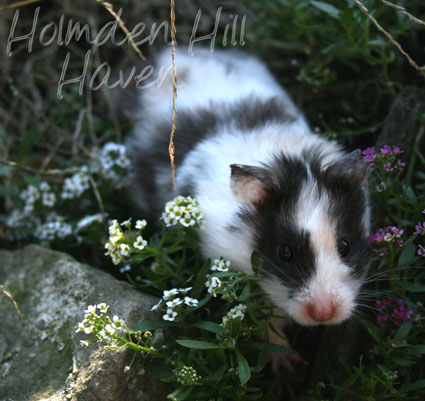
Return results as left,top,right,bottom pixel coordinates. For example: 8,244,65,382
278,244,293,262
338,239,350,258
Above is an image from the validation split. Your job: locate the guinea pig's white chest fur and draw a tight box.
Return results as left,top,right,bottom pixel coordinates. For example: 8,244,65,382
126,47,371,327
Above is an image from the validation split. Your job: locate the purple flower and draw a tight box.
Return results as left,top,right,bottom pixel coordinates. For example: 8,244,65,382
414,222,425,236
392,146,404,155
380,145,392,155
395,159,406,171
422,209,425,215
375,297,414,334
375,182,387,192
362,147,376,163
418,245,425,257
367,226,404,255
384,162,394,172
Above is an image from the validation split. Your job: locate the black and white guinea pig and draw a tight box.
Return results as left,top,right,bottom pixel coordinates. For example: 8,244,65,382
124,47,371,327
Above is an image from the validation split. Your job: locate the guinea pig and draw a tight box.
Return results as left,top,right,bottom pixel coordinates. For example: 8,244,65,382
124,47,371,327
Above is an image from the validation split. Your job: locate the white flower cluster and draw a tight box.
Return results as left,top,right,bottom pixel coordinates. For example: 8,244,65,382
221,304,247,327
76,213,103,232
92,142,133,189
105,220,127,265
161,195,203,228
39,182,56,207
35,213,73,243
211,258,230,272
6,209,40,240
61,166,90,199
174,365,202,386
204,258,231,297
20,185,40,213
104,218,148,265
205,276,222,297
76,303,125,346
20,181,57,213
151,287,198,322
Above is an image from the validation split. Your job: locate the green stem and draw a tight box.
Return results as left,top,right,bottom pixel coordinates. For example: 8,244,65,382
115,334,164,356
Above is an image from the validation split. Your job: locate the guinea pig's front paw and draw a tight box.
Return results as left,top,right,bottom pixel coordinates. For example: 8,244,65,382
269,352,308,382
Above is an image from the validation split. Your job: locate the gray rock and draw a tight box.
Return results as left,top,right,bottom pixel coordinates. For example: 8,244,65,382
0,245,167,401
376,86,425,161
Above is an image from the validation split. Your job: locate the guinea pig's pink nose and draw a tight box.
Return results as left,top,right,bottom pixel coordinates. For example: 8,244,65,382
305,301,338,323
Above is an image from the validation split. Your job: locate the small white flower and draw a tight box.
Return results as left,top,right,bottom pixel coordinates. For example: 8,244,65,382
105,324,116,336
205,276,221,289
39,182,51,192
151,299,162,311
124,365,130,373
166,298,183,308
120,218,132,228
205,276,222,297
119,244,130,257
112,316,123,329
163,309,178,321
108,220,122,236
178,287,192,295
75,322,85,332
84,326,94,334
133,236,147,250
184,297,198,307
135,219,147,229
163,288,179,300
80,340,90,347
211,258,231,272
40,191,56,207
85,305,96,314
97,303,109,313
76,213,103,232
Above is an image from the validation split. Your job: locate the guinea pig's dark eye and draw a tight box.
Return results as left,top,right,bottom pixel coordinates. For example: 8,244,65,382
338,239,350,258
278,244,293,262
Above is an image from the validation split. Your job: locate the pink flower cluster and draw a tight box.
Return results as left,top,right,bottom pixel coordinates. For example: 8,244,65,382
366,226,404,256
362,145,406,179
376,298,414,334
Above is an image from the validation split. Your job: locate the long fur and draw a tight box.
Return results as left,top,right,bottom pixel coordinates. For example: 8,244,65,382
125,47,371,326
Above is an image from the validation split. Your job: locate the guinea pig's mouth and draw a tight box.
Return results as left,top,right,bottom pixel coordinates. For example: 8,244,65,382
287,288,357,327
260,277,358,327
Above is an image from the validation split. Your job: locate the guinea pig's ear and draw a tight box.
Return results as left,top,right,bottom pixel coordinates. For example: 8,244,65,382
230,164,279,206
330,149,368,185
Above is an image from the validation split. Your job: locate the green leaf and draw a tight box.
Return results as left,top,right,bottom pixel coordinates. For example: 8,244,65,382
400,344,425,356
311,1,340,20
130,320,177,331
242,342,297,355
403,185,417,203
363,319,381,342
394,321,413,343
236,350,251,385
166,387,193,400
400,379,425,393
176,339,226,350
238,283,251,302
251,250,259,274
190,321,227,333
400,281,425,292
192,258,212,299
398,242,417,266
391,357,416,367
